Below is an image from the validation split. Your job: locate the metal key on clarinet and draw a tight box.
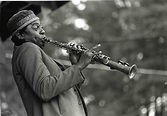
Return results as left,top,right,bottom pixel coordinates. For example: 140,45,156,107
42,37,137,79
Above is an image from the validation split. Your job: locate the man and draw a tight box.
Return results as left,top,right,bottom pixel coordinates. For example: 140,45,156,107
7,10,97,116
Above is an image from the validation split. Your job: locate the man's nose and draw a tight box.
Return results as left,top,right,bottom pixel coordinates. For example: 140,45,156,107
40,28,45,35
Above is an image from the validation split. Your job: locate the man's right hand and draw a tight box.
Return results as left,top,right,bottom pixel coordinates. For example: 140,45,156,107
75,45,100,70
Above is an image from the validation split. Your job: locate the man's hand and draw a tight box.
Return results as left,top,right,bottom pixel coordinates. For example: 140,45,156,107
68,42,101,70
69,51,81,65
75,44,101,70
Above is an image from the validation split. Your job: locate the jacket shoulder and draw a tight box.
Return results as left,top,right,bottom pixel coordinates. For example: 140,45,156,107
13,42,42,57
18,42,42,53
21,42,40,50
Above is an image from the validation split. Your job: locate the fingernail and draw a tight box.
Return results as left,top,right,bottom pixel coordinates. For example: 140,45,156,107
94,44,101,48
97,44,101,47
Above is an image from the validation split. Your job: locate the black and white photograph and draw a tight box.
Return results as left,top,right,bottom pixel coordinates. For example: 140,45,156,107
0,0,167,116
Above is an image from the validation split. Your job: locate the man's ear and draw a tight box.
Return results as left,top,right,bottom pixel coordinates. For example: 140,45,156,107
15,32,25,40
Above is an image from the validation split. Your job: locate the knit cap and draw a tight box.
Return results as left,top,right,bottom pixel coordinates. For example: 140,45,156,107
7,10,39,36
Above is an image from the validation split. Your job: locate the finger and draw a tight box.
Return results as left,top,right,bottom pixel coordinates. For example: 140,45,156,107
88,44,101,52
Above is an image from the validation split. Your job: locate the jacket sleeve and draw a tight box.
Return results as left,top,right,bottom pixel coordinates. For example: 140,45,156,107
18,43,85,101
53,59,85,89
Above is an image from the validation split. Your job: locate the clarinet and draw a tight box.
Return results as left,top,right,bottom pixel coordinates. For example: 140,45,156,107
42,37,137,79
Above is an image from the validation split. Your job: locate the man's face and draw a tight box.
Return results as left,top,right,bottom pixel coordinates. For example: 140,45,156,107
23,20,46,48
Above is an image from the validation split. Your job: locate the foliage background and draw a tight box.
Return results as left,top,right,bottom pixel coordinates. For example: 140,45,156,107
1,0,167,116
